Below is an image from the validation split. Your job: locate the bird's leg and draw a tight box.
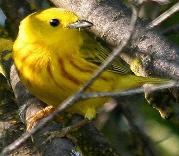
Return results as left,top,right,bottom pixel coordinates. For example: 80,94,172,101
26,105,55,132
44,119,89,143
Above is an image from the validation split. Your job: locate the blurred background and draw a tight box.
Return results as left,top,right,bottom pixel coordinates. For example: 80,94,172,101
0,0,179,156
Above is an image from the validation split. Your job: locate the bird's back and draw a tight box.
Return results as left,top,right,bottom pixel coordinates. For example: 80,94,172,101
13,8,166,119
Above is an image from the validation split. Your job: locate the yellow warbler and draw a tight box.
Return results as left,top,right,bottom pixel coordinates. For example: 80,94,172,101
13,8,166,121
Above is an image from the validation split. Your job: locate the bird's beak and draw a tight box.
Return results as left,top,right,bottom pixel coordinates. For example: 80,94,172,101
68,20,93,29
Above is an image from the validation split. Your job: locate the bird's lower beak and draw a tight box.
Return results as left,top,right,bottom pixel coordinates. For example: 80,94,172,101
68,20,93,29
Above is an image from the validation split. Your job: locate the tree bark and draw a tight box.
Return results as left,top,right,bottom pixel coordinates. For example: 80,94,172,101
50,0,179,80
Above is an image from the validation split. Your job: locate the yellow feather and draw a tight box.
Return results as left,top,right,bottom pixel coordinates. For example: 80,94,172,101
13,8,167,119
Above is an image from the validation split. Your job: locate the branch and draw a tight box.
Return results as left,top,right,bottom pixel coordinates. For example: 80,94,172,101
1,2,139,155
49,0,179,120
50,0,179,80
0,6,120,155
1,64,120,156
149,2,179,28
1,0,179,155
0,73,41,156
80,81,177,99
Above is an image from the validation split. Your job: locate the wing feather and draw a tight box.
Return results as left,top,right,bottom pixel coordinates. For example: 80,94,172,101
79,32,131,74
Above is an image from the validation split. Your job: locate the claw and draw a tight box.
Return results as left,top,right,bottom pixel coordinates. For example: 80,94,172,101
26,105,55,132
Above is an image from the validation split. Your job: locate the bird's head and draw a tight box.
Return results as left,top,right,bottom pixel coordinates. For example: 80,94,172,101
17,8,93,50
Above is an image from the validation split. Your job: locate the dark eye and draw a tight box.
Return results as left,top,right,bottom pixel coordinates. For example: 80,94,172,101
50,19,60,27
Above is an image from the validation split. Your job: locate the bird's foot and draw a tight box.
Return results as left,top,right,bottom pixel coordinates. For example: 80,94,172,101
26,105,55,132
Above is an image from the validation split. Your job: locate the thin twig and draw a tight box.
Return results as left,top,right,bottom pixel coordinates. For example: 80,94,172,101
78,6,138,93
0,5,139,155
80,81,177,99
149,2,179,28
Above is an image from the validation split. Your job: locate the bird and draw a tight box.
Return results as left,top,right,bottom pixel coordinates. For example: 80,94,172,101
13,8,166,130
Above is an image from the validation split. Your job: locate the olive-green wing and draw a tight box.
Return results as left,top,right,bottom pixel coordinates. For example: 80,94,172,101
79,32,131,74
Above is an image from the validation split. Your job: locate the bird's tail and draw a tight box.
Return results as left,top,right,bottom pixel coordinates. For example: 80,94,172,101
137,76,169,85
115,74,169,91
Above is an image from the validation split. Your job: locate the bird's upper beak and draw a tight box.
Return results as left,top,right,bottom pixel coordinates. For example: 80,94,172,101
68,20,93,29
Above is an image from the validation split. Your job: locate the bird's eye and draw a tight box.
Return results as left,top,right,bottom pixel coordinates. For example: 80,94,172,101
50,19,60,27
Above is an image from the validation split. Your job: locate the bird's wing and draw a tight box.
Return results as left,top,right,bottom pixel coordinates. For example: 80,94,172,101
79,32,131,74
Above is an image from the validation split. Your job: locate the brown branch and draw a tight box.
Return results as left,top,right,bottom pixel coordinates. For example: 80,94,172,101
1,2,139,155
149,2,179,28
1,0,179,155
0,74,41,156
80,81,176,99
49,0,179,121
6,65,120,156
3,63,124,156
9,65,79,156
50,0,179,80
0,14,120,155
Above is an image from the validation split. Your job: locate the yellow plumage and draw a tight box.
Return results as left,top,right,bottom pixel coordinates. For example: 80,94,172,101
13,8,166,119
